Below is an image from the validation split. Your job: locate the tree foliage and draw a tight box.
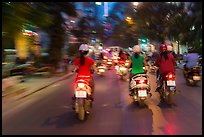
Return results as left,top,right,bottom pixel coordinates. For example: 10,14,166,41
2,2,77,70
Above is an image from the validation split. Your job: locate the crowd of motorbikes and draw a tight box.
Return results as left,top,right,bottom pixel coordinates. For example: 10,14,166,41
71,53,201,121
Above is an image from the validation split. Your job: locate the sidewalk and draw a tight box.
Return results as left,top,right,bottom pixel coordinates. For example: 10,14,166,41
2,72,74,101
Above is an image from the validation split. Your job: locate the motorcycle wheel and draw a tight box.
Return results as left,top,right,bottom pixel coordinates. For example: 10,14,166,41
78,106,85,121
164,93,172,105
138,100,146,107
186,78,197,86
84,99,91,114
160,83,172,105
77,99,85,121
120,75,123,80
101,72,104,76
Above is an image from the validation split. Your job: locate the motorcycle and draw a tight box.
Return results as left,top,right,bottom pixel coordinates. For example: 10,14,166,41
118,64,128,80
106,59,113,70
157,72,177,105
97,63,106,76
72,75,93,121
118,62,128,80
149,61,158,73
183,66,201,86
129,73,151,107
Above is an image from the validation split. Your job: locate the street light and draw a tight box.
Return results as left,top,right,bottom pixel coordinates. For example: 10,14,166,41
133,2,139,6
126,17,132,20
125,16,133,24
95,2,102,5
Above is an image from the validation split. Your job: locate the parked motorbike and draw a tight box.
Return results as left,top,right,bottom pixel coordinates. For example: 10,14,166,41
72,75,94,121
157,72,177,105
183,66,201,86
129,73,151,107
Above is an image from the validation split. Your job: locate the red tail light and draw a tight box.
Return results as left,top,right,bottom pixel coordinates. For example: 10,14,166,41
166,72,175,80
136,79,147,84
77,83,85,88
192,69,200,73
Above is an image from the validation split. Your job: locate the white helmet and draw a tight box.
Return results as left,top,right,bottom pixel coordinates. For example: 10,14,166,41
79,44,89,51
167,45,173,51
133,45,141,53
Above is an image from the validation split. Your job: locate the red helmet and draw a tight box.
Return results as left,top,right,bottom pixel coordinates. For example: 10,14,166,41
160,44,167,52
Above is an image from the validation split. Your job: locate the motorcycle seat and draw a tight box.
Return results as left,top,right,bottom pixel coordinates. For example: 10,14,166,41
131,73,148,81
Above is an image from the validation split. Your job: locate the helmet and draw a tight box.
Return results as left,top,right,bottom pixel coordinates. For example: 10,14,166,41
167,45,173,51
159,44,167,52
79,44,89,51
133,45,141,53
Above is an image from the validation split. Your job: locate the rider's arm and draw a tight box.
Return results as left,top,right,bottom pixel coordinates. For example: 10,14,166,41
70,65,76,72
127,59,132,68
92,63,98,73
143,59,148,70
154,56,160,66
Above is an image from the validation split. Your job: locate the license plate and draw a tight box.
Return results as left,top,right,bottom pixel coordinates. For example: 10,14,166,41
120,68,126,71
75,91,87,98
107,62,112,64
138,90,147,97
99,69,105,72
167,80,176,86
193,76,201,80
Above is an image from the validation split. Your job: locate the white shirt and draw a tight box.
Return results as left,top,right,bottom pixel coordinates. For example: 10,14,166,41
184,53,199,68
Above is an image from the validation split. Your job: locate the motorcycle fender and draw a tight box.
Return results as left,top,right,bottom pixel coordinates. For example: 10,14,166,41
77,98,84,106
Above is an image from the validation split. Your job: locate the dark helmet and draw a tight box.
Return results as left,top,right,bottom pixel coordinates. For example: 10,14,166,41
159,44,167,52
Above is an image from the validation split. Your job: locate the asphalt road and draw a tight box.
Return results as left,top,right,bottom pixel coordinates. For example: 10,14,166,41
2,67,202,135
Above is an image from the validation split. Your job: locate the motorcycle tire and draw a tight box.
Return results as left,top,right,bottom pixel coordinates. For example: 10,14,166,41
84,99,91,114
164,93,172,105
78,106,85,121
138,100,146,107
77,99,85,121
120,75,123,80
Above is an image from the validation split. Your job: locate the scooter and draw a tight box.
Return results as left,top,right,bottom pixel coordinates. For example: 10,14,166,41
72,75,94,121
118,62,128,80
97,64,106,76
157,72,177,105
183,66,201,86
129,73,151,107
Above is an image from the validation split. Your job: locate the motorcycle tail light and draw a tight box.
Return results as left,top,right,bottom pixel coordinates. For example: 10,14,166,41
136,79,147,84
78,83,85,88
192,69,200,73
166,72,175,80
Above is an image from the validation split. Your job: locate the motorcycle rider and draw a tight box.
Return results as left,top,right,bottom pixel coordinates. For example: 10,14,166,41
127,45,148,96
167,43,177,59
70,43,98,100
154,44,176,91
183,46,200,73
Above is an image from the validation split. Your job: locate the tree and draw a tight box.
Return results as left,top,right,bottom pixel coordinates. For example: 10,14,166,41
2,2,77,71
2,2,52,61
42,2,77,71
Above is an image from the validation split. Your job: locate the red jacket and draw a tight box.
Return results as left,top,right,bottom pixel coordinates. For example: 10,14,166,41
155,52,176,75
